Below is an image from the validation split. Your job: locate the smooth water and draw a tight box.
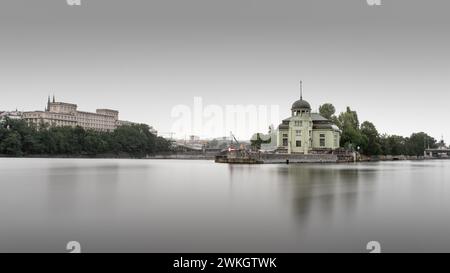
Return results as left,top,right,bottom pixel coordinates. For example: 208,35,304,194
0,158,449,253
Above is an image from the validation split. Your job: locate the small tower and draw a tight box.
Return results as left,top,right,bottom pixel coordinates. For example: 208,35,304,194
46,95,51,112
291,81,311,117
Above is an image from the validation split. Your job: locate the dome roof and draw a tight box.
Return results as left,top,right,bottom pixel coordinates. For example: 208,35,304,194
291,99,311,110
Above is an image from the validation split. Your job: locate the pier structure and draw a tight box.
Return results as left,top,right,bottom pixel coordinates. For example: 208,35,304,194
425,148,450,158
425,137,449,158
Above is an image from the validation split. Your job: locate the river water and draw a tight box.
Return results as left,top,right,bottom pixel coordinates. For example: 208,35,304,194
0,158,449,253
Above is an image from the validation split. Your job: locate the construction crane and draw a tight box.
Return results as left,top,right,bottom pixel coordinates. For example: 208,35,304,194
230,132,239,146
229,132,246,151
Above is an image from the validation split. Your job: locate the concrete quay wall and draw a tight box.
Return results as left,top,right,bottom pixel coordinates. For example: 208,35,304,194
260,153,338,163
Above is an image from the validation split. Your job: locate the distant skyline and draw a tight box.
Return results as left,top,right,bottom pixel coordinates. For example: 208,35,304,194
0,0,449,142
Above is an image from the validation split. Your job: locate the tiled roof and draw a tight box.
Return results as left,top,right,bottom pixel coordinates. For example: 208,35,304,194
311,113,329,121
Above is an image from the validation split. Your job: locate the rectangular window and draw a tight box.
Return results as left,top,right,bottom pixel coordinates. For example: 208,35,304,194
283,138,288,147
296,130,302,136
283,134,288,138
320,138,326,147
294,121,302,127
296,141,302,147
320,134,325,138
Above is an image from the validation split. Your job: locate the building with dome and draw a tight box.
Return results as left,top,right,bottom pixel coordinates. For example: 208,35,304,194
276,83,341,154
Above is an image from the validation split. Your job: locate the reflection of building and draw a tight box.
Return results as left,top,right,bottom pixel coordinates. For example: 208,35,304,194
22,96,157,134
277,90,341,154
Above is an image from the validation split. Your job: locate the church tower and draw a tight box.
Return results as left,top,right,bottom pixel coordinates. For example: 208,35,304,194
46,95,51,112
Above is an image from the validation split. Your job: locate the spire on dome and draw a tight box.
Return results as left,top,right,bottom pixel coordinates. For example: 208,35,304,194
300,80,303,100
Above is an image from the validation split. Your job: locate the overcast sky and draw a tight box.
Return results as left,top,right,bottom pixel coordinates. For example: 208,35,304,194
0,0,449,141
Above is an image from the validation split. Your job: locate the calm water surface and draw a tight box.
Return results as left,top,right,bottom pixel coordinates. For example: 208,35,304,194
1,158,450,253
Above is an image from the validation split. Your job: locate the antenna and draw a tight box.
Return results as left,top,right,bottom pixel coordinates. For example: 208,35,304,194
300,80,303,100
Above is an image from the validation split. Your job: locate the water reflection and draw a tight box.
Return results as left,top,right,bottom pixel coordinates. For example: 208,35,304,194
276,165,377,228
1,159,450,252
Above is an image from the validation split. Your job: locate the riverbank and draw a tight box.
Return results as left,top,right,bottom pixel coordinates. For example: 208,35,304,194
0,153,216,160
215,151,450,164
359,155,449,162
1,153,448,162
0,153,139,159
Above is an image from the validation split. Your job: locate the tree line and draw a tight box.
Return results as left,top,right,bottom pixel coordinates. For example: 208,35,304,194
319,103,438,156
0,118,171,157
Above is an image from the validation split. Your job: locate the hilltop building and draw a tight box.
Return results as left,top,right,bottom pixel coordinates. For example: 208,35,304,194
22,96,157,134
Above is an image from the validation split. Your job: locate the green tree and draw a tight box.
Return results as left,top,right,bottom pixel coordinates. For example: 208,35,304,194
380,134,405,155
155,136,171,153
338,107,360,131
0,131,22,156
250,133,271,150
319,103,336,120
360,121,381,155
338,107,364,150
406,132,436,156
340,125,365,150
0,120,172,158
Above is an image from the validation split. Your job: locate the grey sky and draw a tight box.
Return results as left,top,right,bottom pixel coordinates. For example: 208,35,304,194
0,0,449,141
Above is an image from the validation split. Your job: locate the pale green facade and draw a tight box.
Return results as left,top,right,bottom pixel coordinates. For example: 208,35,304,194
277,97,341,154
